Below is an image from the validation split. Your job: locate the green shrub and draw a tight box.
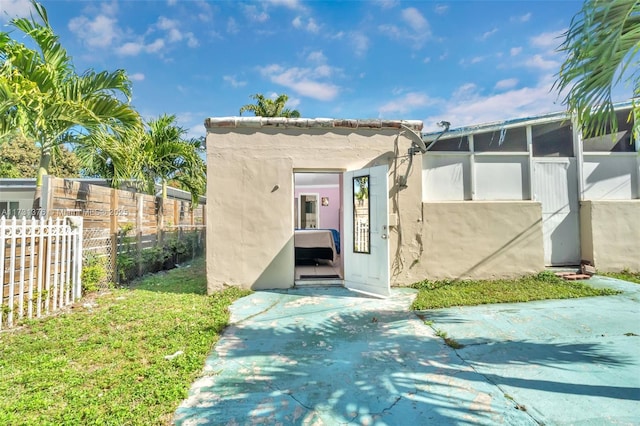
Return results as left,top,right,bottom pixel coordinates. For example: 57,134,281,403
81,255,108,292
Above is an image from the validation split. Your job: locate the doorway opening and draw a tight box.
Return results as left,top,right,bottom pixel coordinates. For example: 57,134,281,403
293,172,343,282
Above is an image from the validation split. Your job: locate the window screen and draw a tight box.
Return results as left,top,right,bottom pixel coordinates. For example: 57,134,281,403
427,135,469,152
474,127,527,152
532,121,574,157
583,109,636,152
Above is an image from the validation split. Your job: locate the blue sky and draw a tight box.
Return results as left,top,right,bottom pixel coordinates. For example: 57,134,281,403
1,0,633,138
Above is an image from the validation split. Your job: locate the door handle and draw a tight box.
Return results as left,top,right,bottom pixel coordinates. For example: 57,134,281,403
381,234,388,239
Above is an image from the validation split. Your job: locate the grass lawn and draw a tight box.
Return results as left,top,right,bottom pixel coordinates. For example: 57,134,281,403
0,257,250,425
600,270,640,284
411,271,620,310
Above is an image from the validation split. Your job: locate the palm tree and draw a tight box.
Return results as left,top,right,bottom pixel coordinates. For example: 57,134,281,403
239,93,301,117
555,0,640,139
77,114,206,208
0,1,140,215
142,114,206,203
74,125,147,185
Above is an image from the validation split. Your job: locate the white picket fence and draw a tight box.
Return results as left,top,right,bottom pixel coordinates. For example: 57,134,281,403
0,216,83,329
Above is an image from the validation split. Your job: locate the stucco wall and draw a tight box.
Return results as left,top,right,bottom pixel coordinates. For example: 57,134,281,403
580,200,640,272
411,201,545,280
206,126,420,292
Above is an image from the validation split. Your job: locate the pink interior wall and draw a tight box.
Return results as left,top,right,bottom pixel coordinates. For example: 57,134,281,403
295,185,341,231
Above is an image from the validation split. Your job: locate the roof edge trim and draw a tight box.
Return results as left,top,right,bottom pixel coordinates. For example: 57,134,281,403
204,117,423,132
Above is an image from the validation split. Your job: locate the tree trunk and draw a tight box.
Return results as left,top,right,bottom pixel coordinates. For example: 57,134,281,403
32,147,52,219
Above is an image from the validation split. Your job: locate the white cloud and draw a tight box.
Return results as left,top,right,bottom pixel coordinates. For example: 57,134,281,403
195,0,214,21
227,17,239,34
378,92,431,116
116,42,144,56
479,28,498,41
307,50,326,63
129,73,145,81
434,4,449,15
494,78,518,90
186,33,199,48
107,16,199,56
376,0,399,9
402,7,429,32
68,15,119,48
459,56,486,66
511,12,531,22
423,57,431,64
525,54,560,70
530,29,565,49
259,64,340,101
100,1,118,16
0,0,33,21
292,16,321,33
510,46,522,56
453,83,478,99
223,75,247,88
306,18,320,33
157,16,177,31
243,4,269,22
379,7,431,48
286,96,301,108
146,38,165,53
167,0,177,5
350,32,369,57
266,0,306,10
422,74,562,132
154,17,198,47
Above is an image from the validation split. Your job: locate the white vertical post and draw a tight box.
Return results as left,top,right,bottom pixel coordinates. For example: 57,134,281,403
527,125,534,200
572,113,585,201
74,217,83,300
8,216,16,327
44,217,53,315
36,217,45,317
18,217,26,320
59,219,67,306
469,134,476,200
65,221,72,304
54,218,61,310
28,218,36,318
0,216,5,329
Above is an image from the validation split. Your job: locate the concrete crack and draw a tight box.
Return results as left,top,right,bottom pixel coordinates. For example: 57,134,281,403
233,298,281,325
381,395,402,413
283,390,314,411
267,383,314,411
447,341,545,426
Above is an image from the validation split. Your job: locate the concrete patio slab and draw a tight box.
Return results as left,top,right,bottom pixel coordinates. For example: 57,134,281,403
174,287,535,425
175,276,639,425
422,275,640,425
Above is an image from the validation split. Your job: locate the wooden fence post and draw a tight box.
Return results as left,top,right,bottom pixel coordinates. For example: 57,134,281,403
137,193,143,276
173,200,179,227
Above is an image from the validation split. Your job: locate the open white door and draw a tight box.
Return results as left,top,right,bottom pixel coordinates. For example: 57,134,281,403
343,164,390,298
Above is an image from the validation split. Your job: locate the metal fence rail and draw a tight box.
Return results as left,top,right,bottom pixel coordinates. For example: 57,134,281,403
0,216,83,329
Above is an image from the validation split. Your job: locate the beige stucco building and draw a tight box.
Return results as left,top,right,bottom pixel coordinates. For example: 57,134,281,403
204,107,639,296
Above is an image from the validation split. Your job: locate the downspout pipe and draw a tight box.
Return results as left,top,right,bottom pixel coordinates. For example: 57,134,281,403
398,121,450,188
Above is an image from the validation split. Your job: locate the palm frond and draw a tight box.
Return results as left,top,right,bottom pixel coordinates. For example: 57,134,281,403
555,0,640,137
